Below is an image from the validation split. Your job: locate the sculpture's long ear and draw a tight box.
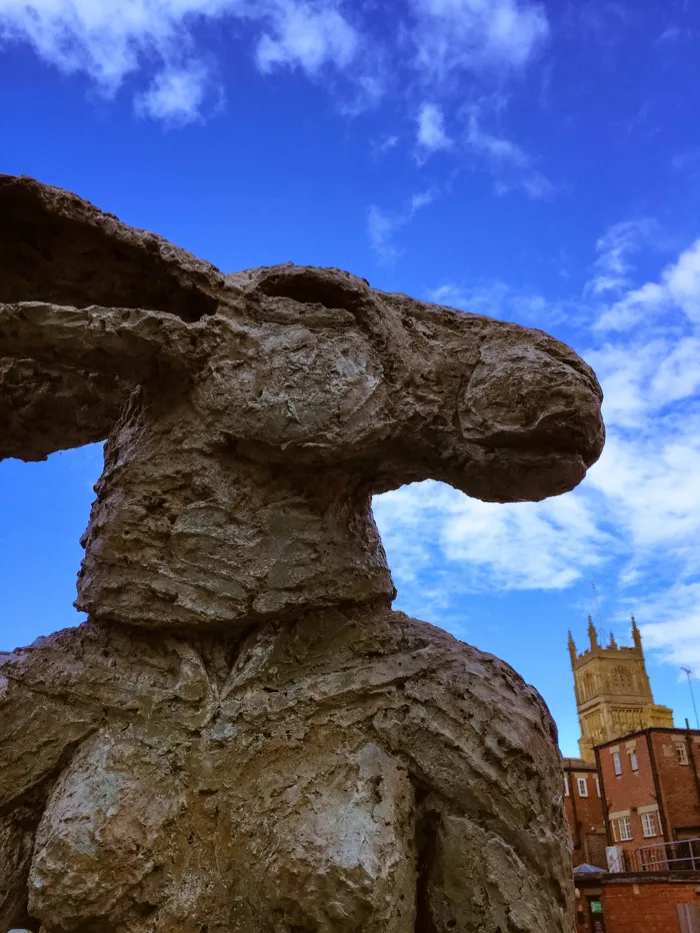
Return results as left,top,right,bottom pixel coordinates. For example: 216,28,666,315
0,174,224,321
0,357,131,461
0,174,223,462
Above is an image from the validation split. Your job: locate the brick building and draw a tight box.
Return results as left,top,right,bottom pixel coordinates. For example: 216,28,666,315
596,727,700,870
562,620,700,932
563,756,607,868
574,872,700,933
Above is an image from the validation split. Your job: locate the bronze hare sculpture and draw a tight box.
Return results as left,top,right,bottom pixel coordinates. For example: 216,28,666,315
0,175,604,933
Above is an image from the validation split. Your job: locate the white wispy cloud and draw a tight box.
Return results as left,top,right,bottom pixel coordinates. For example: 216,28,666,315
639,583,700,671
596,238,700,331
134,61,217,125
465,110,553,198
427,281,574,325
410,0,549,77
0,0,362,122
375,223,700,677
367,189,435,262
586,219,656,297
255,2,358,75
416,101,451,154
373,134,400,155
0,0,555,199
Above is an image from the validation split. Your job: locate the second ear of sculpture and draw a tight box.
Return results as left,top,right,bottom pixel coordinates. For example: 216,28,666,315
0,174,604,933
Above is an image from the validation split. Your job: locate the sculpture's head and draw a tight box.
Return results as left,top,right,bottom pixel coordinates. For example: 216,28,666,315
0,174,604,508
0,175,605,629
209,264,604,504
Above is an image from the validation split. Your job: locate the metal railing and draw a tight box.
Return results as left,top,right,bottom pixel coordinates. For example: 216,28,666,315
623,837,700,873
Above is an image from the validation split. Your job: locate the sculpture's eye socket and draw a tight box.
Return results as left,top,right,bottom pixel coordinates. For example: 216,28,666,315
256,266,369,313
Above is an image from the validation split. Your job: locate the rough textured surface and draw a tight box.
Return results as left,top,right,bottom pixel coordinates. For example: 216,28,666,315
0,175,604,630
2,611,572,933
0,174,605,932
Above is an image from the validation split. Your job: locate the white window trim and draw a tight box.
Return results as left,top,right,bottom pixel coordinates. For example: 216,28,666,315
564,774,570,796
641,812,657,838
677,742,690,765
613,751,622,776
595,776,601,798
610,819,618,843
618,815,632,841
577,777,589,797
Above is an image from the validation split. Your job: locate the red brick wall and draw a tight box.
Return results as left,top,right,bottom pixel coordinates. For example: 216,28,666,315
601,880,700,933
651,733,700,837
598,734,661,858
564,767,607,866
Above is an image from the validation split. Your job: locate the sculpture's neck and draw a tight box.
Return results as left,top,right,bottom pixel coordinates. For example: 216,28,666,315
78,408,395,629
216,456,396,622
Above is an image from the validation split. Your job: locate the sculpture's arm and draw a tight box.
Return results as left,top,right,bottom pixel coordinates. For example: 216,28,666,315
0,301,198,380
0,650,100,930
371,625,574,933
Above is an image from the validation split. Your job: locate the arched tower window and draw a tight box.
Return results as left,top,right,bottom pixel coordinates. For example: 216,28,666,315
611,666,632,693
582,672,595,701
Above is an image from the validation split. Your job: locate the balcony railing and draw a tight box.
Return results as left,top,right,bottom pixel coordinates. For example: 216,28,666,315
622,838,700,873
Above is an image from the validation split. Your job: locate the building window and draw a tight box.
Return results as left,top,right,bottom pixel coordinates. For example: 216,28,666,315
641,812,657,838
595,776,601,797
630,751,639,771
618,816,632,841
611,665,632,692
564,774,570,796
613,751,622,775
610,819,618,843
676,742,690,765
577,777,588,797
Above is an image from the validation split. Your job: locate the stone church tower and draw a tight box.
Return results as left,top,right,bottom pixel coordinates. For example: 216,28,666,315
570,616,674,762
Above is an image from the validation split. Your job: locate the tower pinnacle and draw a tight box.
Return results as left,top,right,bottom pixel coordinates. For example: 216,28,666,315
631,615,642,649
587,615,598,649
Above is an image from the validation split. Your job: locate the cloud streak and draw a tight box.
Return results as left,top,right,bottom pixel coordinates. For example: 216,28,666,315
410,0,549,77
465,110,553,198
416,102,451,154
367,189,435,262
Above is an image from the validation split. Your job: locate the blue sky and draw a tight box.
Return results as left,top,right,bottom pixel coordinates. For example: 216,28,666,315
1,0,700,757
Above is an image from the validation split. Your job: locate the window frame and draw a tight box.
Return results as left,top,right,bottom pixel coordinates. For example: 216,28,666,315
630,751,639,771
595,775,601,797
577,776,589,798
676,742,690,765
613,751,622,776
641,812,657,838
618,815,632,841
564,774,570,796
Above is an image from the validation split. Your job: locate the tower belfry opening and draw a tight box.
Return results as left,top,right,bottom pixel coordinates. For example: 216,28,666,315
569,616,674,761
